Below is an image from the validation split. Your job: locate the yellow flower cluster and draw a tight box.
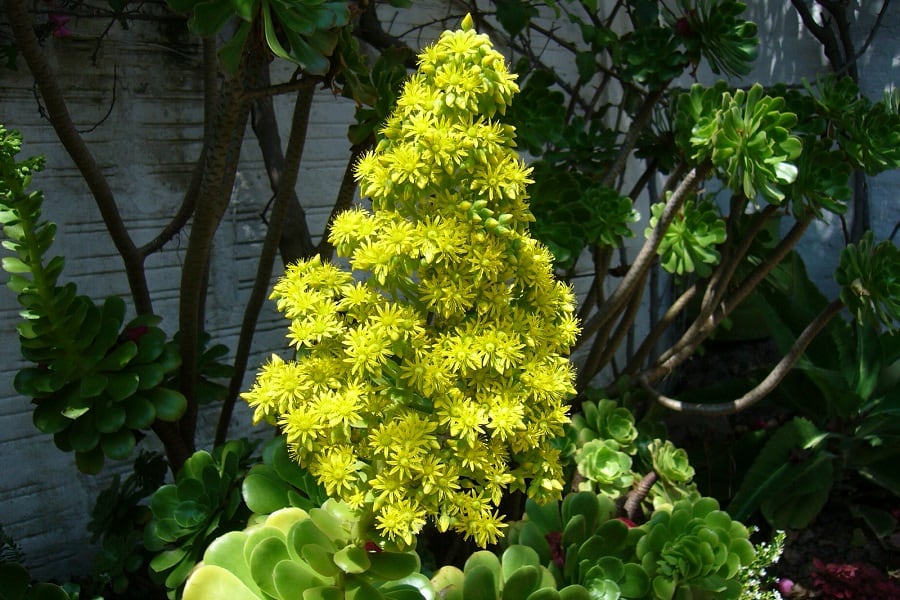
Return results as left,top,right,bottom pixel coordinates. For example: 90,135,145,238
242,15,580,549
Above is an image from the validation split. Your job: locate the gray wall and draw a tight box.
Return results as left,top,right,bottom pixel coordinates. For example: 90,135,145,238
0,0,895,582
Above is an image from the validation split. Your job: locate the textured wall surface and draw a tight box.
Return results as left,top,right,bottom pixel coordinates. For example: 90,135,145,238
0,0,896,582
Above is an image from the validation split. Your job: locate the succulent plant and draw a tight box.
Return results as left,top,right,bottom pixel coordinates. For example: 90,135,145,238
0,126,187,474
834,231,899,330
569,399,638,454
182,503,431,600
144,440,256,597
430,545,591,600
645,197,726,278
675,0,758,77
634,497,755,599
575,440,635,497
508,491,650,598
677,83,801,203
242,434,329,516
647,441,694,486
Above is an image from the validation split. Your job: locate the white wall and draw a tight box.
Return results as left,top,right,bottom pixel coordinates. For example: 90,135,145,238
0,0,895,582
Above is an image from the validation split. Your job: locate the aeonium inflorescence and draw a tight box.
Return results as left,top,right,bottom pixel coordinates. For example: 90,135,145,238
242,15,581,549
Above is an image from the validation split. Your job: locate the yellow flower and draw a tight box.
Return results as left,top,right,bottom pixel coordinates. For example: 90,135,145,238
328,206,377,253
242,14,580,550
375,498,427,547
310,445,361,497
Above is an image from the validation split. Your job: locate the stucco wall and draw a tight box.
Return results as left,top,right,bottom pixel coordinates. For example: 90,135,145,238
0,0,896,582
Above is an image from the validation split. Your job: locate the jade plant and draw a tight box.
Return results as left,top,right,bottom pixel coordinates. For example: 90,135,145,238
241,14,579,548
182,504,431,600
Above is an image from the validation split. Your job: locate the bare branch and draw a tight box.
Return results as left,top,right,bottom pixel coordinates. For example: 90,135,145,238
642,299,844,415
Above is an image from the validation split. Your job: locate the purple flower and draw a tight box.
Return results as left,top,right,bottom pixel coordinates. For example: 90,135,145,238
48,13,72,38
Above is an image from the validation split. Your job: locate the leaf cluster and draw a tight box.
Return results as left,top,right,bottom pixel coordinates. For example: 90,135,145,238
431,545,591,600
0,127,188,474
183,503,429,600
144,440,256,596
164,0,350,74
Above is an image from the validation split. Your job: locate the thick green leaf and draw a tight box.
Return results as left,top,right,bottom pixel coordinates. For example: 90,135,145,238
301,543,340,577
93,399,126,433
303,587,344,600
100,429,135,460
32,394,71,433
243,467,291,515
183,565,260,600
502,565,541,599
96,343,139,374
148,387,188,421
151,547,188,572
68,415,99,452
250,537,291,596
79,372,108,398
75,445,105,474
0,562,31,599
29,583,71,600
123,395,156,429
333,545,371,574
367,552,420,581
727,417,829,522
558,585,592,600
461,565,498,600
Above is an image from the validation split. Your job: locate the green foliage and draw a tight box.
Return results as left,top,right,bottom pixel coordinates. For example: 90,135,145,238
835,231,899,330
88,451,167,596
619,27,684,90
727,259,900,530
431,545,590,600
635,497,755,599
645,196,726,277
0,562,70,600
0,126,186,473
680,83,801,202
647,440,695,487
144,440,256,597
570,399,639,454
242,435,329,515
727,417,832,529
182,503,430,600
676,0,759,77
576,440,636,497
529,170,639,270
164,0,349,74
567,398,698,511
509,491,755,599
810,76,900,175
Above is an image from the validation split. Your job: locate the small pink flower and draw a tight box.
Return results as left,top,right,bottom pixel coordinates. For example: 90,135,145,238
776,578,794,596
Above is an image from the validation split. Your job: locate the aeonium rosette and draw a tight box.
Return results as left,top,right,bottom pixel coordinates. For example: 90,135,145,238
242,15,580,549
